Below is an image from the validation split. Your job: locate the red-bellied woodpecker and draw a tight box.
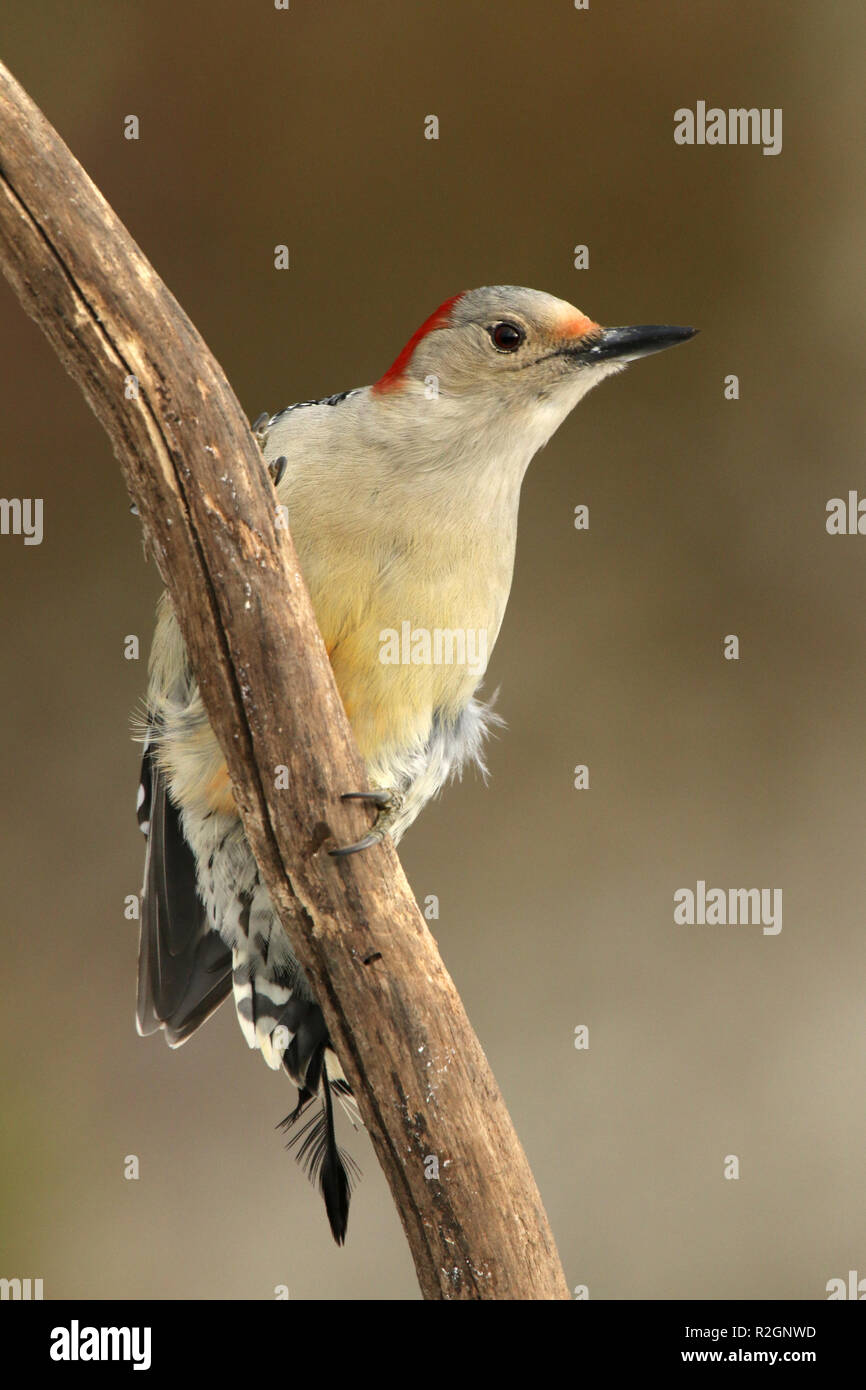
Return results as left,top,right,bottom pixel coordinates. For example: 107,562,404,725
135,286,695,1242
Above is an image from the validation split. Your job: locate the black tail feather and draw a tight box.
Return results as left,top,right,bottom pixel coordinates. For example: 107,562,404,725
320,1072,353,1245
279,1061,361,1245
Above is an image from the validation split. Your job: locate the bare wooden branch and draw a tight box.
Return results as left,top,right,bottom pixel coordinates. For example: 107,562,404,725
0,60,570,1300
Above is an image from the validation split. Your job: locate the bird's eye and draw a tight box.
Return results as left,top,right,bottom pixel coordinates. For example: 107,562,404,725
489,321,525,352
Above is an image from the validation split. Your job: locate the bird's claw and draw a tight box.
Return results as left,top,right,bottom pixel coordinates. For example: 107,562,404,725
330,789,404,857
252,410,270,447
252,413,286,488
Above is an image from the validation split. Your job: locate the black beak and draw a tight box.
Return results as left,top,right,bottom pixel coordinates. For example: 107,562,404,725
576,324,698,364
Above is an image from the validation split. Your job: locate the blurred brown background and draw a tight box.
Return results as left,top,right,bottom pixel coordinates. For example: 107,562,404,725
1,0,864,1300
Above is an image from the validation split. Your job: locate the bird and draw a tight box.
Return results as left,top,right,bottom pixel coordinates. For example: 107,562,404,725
134,286,696,1242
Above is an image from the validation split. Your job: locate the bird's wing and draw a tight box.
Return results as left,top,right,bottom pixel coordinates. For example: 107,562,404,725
136,737,232,1046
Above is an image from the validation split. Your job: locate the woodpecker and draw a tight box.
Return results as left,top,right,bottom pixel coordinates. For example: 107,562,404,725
135,286,695,1242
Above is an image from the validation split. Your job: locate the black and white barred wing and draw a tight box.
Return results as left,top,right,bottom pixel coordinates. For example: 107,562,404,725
136,739,232,1045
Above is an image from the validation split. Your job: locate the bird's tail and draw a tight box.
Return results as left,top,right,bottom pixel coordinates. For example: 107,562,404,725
279,1048,361,1245
229,937,361,1242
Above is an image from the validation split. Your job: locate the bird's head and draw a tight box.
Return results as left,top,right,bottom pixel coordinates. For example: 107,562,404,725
371,285,696,460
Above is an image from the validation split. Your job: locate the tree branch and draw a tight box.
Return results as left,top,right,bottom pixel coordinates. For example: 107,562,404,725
0,59,570,1300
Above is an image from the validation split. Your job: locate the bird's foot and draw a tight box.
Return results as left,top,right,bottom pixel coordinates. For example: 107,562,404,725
252,410,270,449
251,411,286,487
330,789,404,857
